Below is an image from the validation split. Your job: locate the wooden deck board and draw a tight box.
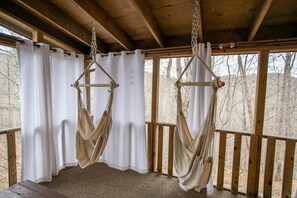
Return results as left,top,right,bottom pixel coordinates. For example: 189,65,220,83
0,180,68,198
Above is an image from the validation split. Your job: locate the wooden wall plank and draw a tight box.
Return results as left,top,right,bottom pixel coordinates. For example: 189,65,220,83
263,137,276,197
7,131,17,186
247,50,269,197
168,125,174,176
157,124,163,173
281,140,296,198
217,132,227,190
231,134,242,193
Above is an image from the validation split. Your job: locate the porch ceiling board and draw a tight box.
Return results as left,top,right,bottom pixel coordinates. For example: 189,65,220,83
0,0,296,53
129,0,165,47
72,0,134,50
14,0,106,52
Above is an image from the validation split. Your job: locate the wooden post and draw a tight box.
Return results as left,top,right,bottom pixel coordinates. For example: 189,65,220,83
281,140,295,198
231,134,242,193
7,131,17,186
149,56,159,172
32,29,43,42
217,132,227,190
157,125,163,173
247,50,269,196
168,125,174,176
263,137,276,197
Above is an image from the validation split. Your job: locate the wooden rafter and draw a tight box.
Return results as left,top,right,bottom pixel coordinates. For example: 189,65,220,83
248,0,274,41
0,1,90,54
72,0,133,50
14,0,106,52
0,11,81,53
0,12,32,39
129,0,165,47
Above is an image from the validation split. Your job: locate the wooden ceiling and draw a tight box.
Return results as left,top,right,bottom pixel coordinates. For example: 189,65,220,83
0,0,296,54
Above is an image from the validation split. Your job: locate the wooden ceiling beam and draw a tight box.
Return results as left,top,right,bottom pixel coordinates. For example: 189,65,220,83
0,10,81,53
248,0,274,41
0,12,32,39
14,0,106,52
72,0,133,50
0,1,90,54
129,0,165,48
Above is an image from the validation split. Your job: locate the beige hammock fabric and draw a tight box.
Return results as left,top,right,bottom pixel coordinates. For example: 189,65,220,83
75,86,114,168
174,79,218,192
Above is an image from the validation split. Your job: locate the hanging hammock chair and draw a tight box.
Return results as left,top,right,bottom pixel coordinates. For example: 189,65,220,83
174,58,224,191
174,0,224,191
72,23,119,168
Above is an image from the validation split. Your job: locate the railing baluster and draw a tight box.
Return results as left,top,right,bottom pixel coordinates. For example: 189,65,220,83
247,134,258,195
7,130,17,186
217,132,227,190
157,124,163,173
145,122,297,197
231,133,242,193
263,137,276,197
168,126,174,176
147,123,153,172
281,140,295,198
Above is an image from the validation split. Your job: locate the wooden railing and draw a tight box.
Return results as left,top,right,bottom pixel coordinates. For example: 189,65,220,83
1,124,296,197
0,127,21,187
147,122,297,197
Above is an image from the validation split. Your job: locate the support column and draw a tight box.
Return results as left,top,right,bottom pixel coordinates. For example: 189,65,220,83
148,56,159,172
247,50,269,196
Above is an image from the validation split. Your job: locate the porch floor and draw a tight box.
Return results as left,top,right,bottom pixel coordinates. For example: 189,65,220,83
41,163,245,198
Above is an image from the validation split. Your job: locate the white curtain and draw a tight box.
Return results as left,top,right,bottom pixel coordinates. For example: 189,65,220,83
186,42,213,193
94,50,148,173
17,40,83,182
187,43,212,136
50,49,84,175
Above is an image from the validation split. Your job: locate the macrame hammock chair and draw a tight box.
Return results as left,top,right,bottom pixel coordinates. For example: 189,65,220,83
72,23,119,169
174,0,225,192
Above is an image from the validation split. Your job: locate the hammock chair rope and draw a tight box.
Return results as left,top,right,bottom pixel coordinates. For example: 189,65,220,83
174,0,224,192
73,22,118,168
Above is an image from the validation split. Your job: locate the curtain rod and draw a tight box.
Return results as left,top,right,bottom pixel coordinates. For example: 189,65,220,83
143,38,297,54
0,32,79,57
2,32,297,57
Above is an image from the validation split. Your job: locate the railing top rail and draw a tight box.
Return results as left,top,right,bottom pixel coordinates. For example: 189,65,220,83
146,122,297,142
262,134,297,142
215,129,252,136
145,122,176,127
0,127,21,135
